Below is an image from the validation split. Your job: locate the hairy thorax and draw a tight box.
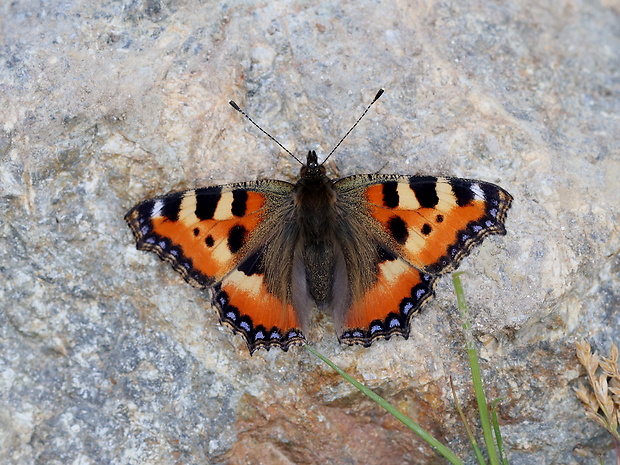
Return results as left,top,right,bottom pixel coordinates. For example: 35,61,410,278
294,173,337,240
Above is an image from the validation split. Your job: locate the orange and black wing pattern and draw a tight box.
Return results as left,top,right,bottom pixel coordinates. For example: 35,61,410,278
336,175,512,346
125,181,306,353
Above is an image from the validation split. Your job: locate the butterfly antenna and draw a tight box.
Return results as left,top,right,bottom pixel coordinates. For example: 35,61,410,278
229,100,304,165
322,88,384,165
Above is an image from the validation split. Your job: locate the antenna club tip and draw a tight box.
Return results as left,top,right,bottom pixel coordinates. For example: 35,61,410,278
374,89,385,101
229,100,241,111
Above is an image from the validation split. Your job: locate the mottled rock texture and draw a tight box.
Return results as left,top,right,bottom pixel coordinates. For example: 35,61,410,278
1,0,618,464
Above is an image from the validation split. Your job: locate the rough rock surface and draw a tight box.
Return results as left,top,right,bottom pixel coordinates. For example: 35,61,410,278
1,0,619,464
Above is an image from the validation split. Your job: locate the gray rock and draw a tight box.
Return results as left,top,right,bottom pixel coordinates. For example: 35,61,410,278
1,0,618,464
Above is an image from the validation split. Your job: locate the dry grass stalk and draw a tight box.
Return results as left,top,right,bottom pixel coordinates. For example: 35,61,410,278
574,339,620,440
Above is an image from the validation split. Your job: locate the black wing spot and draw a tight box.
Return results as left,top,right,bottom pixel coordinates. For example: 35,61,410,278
382,181,399,208
377,245,397,263
450,180,475,207
205,235,215,247
237,249,265,276
195,187,222,220
232,189,248,217
387,215,409,244
421,223,432,235
410,177,439,208
193,227,200,236
436,214,444,223
161,192,183,221
227,225,247,254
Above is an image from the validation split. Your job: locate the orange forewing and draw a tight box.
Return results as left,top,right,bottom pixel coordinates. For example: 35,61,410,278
149,211,263,281
368,201,489,269
364,178,511,274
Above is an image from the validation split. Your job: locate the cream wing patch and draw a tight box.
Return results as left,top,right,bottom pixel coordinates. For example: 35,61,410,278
178,191,199,227
213,192,236,220
395,182,421,209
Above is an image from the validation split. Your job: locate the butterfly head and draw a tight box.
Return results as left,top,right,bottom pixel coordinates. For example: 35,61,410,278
300,150,326,179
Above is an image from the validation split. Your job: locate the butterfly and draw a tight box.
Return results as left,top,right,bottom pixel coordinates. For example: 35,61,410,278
125,90,512,354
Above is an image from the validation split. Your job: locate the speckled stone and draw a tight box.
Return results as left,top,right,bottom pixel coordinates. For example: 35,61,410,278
1,0,619,464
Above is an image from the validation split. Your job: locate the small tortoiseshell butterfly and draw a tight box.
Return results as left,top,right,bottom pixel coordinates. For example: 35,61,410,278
125,90,512,354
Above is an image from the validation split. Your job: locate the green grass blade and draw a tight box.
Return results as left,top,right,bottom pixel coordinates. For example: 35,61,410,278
450,376,488,464
452,272,501,465
490,399,509,464
304,344,465,465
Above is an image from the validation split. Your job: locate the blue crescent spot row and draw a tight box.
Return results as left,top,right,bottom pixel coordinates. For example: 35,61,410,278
126,206,213,288
339,272,438,346
212,284,306,353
